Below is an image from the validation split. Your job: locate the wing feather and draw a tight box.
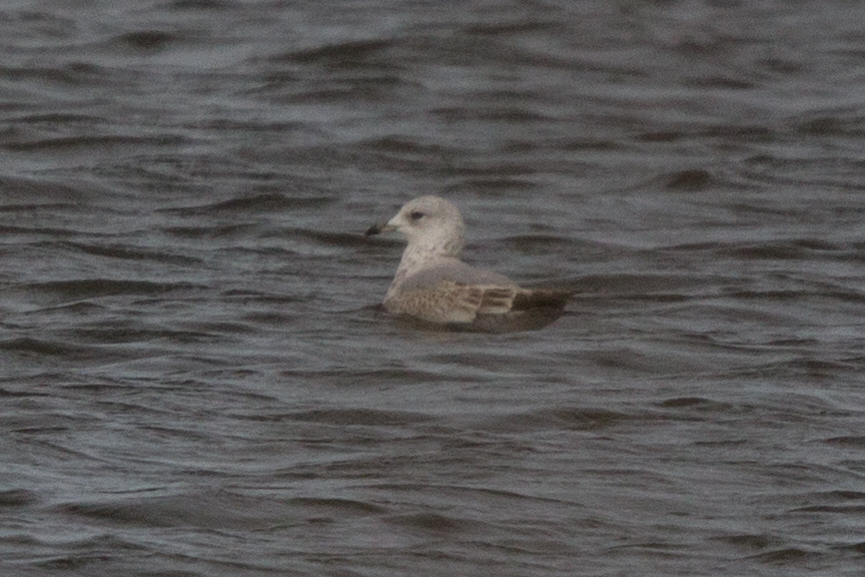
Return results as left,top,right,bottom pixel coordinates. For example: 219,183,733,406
386,279,571,325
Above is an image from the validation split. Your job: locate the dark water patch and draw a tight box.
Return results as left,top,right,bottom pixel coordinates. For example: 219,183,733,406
445,176,539,195
636,131,686,143
539,406,631,431
716,288,865,310
483,406,630,434
703,124,775,141
0,63,110,87
63,320,235,346
822,436,865,448
580,347,694,376
288,497,386,517
36,556,112,572
432,105,552,123
463,20,562,36
471,107,554,123
0,386,49,398
0,8,76,37
791,504,865,514
24,279,203,303
572,273,710,297
271,38,394,66
56,490,286,530
14,301,108,318
56,241,202,266
299,229,370,247
7,112,105,126
187,117,304,133
502,234,582,255
114,30,179,53
560,137,623,151
0,489,38,507
779,358,861,380
0,225,83,239
656,397,734,413
428,160,540,179
222,288,303,303
822,490,865,501
1,407,100,436
387,512,474,536
58,324,164,346
422,351,546,373
160,193,333,216
758,57,805,75
136,424,216,445
684,76,756,90
169,0,237,9
834,541,865,555
280,367,483,387
720,289,808,302
717,240,841,260
288,408,432,428
0,203,80,214
358,135,453,156
401,29,582,70
161,223,260,239
793,111,865,137
3,134,190,153
715,533,774,550
664,168,713,192
748,547,821,565
638,125,774,144
670,238,848,259
354,139,463,173
608,542,689,559
176,319,258,338
0,337,107,360
0,175,90,206
274,75,410,104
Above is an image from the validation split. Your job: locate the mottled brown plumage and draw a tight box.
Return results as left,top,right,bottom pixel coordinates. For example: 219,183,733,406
367,196,571,331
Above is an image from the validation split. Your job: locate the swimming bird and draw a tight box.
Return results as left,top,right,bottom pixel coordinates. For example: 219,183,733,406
366,196,571,332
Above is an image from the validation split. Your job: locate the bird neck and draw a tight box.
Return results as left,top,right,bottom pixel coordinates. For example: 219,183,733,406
384,243,456,299
400,239,461,267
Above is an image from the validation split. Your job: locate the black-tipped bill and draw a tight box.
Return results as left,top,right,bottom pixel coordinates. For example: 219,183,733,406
365,223,394,236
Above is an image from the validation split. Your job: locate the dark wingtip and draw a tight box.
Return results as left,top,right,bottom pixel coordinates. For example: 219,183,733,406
512,290,572,311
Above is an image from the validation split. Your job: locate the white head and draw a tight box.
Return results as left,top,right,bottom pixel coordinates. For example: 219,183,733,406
367,195,466,257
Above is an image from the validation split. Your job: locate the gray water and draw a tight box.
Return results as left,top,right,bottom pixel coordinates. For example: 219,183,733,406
2,1,865,575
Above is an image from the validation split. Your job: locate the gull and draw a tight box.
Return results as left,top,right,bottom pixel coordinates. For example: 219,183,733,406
365,196,571,332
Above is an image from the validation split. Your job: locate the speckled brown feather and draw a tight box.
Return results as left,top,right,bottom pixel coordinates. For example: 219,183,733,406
385,280,571,325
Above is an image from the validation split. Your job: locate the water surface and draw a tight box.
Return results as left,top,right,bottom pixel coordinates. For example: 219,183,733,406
2,1,865,575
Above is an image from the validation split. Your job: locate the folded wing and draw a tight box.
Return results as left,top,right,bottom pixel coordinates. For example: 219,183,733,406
386,280,571,325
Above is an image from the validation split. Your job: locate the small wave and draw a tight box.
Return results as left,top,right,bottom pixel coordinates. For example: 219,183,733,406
656,397,735,412
386,511,476,535
2,134,189,153
24,279,203,302
56,241,202,265
0,336,97,357
55,490,282,530
0,175,90,207
267,38,394,65
114,30,178,52
748,547,822,565
287,408,433,427
159,193,334,216
0,488,39,507
481,406,631,433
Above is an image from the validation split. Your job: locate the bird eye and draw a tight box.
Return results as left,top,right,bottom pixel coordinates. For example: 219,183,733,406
409,211,425,221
